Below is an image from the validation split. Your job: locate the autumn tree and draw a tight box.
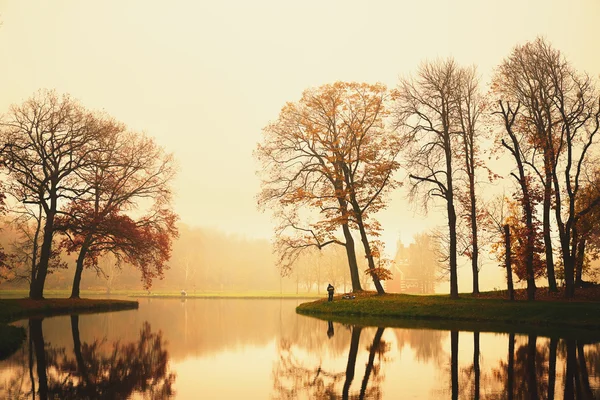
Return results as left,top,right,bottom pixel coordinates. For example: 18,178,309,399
256,82,400,294
55,128,178,298
393,59,469,298
492,100,540,300
572,169,600,285
481,195,515,300
493,38,562,292
0,90,103,299
494,38,600,298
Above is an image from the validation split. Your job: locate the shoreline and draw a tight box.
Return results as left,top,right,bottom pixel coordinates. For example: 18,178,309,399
296,292,600,338
0,298,139,360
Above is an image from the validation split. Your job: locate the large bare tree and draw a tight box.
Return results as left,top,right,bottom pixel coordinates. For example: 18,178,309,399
392,59,463,298
1,90,103,299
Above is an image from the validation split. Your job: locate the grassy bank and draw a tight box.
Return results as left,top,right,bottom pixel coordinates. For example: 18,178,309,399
0,298,138,360
296,292,600,337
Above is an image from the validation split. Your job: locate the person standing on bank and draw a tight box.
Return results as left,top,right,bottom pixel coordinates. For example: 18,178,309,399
327,283,335,302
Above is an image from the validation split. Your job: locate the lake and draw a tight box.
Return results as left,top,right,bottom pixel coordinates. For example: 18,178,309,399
0,298,599,399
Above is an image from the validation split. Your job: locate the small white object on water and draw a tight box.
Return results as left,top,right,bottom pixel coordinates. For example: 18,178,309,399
181,290,187,296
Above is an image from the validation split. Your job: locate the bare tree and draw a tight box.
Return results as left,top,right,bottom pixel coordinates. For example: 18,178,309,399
494,38,600,298
454,66,485,294
1,90,102,299
392,59,462,298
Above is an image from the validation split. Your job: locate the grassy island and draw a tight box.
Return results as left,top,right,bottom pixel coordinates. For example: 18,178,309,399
0,298,138,360
297,289,600,339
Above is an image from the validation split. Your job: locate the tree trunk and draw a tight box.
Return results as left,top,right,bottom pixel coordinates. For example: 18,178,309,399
445,140,459,299
504,225,514,301
563,241,576,298
543,178,558,291
341,223,362,292
469,167,479,295
30,209,56,300
342,326,362,400
71,237,92,299
448,200,459,298
575,238,585,287
354,213,384,294
523,197,536,301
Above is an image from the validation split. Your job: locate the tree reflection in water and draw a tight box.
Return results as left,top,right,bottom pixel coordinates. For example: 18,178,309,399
0,315,175,400
488,334,600,400
272,323,389,399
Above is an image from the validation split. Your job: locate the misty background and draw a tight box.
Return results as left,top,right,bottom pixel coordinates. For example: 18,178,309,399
0,1,599,293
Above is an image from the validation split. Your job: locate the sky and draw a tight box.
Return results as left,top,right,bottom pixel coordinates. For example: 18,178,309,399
1,0,599,291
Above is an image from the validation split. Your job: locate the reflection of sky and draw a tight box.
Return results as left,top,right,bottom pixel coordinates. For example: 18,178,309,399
1,300,600,398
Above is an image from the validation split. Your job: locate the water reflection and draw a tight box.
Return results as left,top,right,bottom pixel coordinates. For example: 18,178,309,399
1,315,174,399
1,299,600,399
274,318,600,399
273,324,389,399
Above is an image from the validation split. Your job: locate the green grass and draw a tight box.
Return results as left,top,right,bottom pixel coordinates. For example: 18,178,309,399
297,293,600,338
0,297,138,360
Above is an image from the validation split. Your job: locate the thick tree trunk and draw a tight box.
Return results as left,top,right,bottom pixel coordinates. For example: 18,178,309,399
71,238,92,299
342,326,362,400
30,209,56,300
504,225,514,301
341,223,362,292
354,213,384,294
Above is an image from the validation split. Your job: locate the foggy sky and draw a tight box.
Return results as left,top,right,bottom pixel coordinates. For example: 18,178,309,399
1,0,599,291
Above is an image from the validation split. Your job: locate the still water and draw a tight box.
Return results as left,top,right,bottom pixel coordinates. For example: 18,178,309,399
1,298,599,399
